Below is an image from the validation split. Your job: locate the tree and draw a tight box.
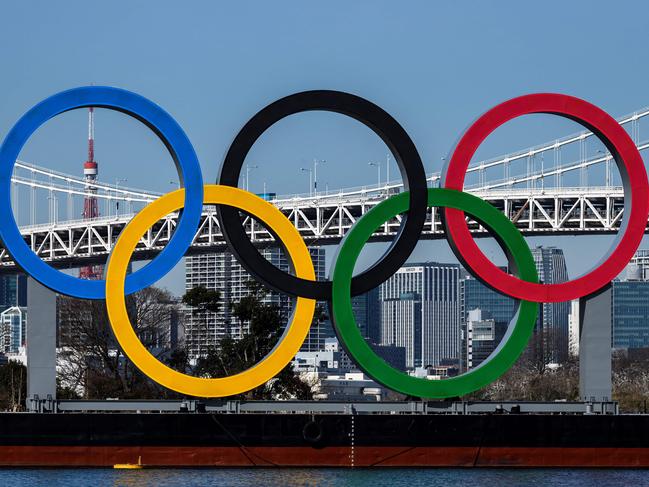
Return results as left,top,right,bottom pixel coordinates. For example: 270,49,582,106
167,348,190,373
464,328,579,403
189,280,313,400
521,329,560,376
465,345,649,411
0,361,26,411
182,286,221,313
466,354,579,403
612,349,649,412
57,286,184,399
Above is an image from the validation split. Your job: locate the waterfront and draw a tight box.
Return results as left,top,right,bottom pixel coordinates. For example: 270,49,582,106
0,469,647,487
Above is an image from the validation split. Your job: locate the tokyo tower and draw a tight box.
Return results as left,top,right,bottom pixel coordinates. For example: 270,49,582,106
79,107,102,280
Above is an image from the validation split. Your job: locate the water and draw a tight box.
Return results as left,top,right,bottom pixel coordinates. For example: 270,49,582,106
0,469,646,487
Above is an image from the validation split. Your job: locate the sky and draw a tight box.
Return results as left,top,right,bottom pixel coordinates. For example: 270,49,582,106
1,0,649,296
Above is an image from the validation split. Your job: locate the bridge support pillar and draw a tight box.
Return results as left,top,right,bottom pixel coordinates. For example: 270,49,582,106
579,284,612,402
26,277,57,412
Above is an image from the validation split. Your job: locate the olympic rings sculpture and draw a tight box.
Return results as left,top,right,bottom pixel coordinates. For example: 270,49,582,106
1,86,647,398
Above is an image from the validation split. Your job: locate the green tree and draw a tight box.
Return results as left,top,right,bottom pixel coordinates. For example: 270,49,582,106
187,280,312,400
166,348,190,373
182,286,221,313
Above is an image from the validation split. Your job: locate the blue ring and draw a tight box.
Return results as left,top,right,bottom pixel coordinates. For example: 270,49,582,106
0,86,203,299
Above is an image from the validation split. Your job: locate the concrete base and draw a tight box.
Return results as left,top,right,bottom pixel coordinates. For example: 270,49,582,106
26,277,57,411
579,285,613,402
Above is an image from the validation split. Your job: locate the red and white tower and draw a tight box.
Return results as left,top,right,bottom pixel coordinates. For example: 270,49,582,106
82,107,99,220
79,107,102,280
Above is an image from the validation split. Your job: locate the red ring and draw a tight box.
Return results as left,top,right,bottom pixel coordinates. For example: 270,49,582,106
442,93,649,303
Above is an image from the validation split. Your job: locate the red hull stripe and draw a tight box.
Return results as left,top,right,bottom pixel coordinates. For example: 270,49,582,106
1,446,649,467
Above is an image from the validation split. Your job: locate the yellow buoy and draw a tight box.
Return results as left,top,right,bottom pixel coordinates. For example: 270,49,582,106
114,455,144,469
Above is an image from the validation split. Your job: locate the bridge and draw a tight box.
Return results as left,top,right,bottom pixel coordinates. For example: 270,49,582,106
1,105,648,271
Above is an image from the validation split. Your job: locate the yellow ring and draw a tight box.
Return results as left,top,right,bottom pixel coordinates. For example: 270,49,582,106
105,185,316,397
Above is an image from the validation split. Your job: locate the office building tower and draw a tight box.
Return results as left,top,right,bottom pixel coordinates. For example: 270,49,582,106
351,287,381,343
0,306,26,354
0,274,27,311
612,279,649,349
379,262,461,369
531,246,570,363
465,308,506,370
461,248,569,365
0,275,28,354
610,249,649,350
184,247,326,358
461,270,515,370
461,271,515,327
381,293,421,368
629,249,649,281
370,342,407,371
568,299,580,357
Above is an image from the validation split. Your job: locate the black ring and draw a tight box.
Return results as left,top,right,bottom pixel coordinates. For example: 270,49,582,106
216,90,428,300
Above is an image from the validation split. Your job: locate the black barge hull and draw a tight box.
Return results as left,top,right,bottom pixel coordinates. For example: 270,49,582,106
1,412,649,467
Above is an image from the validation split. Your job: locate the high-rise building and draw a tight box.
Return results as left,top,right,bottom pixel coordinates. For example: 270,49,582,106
0,275,27,354
460,248,569,366
464,309,506,370
568,299,580,357
612,279,649,349
184,247,327,358
610,250,649,350
370,342,407,371
460,270,515,370
351,287,381,343
628,249,649,281
0,306,26,354
461,271,515,327
381,293,422,368
0,274,27,311
544,260,649,355
379,262,461,369
531,246,570,363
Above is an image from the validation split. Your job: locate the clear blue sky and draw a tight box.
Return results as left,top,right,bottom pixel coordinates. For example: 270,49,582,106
1,0,648,295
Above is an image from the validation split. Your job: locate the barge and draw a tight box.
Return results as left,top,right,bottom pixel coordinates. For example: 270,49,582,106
1,400,648,468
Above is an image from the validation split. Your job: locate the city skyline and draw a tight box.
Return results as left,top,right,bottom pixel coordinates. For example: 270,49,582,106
6,242,649,366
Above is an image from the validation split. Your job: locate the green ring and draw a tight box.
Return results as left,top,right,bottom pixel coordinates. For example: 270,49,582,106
330,188,539,398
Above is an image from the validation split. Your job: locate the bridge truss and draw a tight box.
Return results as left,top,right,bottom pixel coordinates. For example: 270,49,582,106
1,104,648,271
0,185,628,271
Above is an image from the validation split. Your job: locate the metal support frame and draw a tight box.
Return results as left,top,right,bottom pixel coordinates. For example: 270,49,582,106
47,399,617,415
